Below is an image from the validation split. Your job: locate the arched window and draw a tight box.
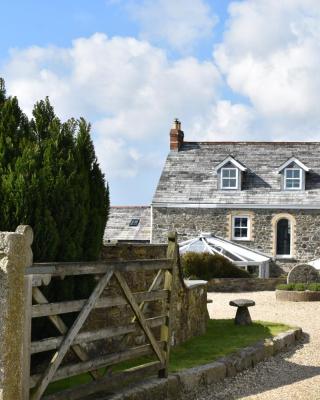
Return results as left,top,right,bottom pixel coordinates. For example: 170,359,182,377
276,218,291,256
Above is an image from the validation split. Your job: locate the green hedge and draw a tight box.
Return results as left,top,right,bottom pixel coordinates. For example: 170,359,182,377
181,252,250,280
276,283,320,291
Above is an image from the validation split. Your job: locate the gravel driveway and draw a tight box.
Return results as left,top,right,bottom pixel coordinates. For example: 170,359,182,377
196,291,320,400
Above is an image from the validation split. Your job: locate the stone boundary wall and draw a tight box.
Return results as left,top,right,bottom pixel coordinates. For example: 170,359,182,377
207,277,286,292
101,243,167,261
91,244,209,346
108,328,303,400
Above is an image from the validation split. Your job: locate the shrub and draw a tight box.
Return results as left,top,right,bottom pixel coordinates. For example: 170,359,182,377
276,283,320,291
181,252,250,280
276,284,292,291
306,283,320,291
295,283,306,291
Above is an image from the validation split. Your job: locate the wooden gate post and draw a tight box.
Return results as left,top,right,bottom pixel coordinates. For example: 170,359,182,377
0,225,33,400
158,231,179,378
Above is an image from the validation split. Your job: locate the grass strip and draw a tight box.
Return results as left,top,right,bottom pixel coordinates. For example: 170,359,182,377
45,318,290,394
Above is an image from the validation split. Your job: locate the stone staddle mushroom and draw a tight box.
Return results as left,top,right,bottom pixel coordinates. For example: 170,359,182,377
229,299,255,325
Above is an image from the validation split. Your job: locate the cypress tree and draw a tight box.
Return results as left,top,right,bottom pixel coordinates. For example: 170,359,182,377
75,118,109,260
0,80,31,229
0,78,6,106
0,83,109,337
0,80,109,263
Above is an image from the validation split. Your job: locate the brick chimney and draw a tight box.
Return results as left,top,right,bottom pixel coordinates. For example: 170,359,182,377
170,118,184,151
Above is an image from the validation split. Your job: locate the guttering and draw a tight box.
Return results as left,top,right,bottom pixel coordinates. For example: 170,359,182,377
152,202,320,210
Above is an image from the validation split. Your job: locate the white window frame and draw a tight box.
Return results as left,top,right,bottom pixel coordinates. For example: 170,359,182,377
232,215,250,241
284,168,302,190
221,167,238,190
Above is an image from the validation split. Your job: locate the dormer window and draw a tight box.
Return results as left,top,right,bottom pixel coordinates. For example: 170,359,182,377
215,156,247,191
277,157,310,191
221,168,238,189
284,168,302,190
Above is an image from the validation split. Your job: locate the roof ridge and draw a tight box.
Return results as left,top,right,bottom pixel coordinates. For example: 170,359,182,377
183,141,320,144
110,205,150,208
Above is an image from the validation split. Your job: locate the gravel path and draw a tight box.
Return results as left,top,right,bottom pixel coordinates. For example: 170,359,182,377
195,291,320,400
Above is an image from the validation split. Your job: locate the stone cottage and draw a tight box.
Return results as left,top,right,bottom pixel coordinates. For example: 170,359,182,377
151,120,320,273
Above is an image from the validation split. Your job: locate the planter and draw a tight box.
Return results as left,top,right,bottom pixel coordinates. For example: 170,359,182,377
276,289,320,302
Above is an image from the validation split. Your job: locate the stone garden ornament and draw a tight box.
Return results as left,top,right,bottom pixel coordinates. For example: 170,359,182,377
287,264,320,284
229,299,255,326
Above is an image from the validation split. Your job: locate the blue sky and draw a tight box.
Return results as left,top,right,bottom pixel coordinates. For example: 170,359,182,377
1,0,320,205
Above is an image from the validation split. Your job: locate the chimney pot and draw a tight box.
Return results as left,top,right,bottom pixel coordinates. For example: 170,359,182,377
173,118,181,130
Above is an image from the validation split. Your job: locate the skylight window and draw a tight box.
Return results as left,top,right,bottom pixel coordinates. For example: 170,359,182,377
221,167,238,189
129,218,140,227
284,168,302,190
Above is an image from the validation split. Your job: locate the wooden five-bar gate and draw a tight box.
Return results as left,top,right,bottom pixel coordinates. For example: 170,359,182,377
23,233,178,400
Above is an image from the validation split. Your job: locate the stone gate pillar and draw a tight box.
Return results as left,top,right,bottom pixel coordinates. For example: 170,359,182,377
0,226,33,400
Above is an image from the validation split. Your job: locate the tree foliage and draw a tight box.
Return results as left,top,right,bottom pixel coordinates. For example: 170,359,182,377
0,80,109,262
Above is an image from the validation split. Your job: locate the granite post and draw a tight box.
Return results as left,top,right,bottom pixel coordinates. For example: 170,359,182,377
0,226,33,400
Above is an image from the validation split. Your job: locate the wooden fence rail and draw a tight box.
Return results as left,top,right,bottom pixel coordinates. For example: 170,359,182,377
22,232,178,400
26,258,173,278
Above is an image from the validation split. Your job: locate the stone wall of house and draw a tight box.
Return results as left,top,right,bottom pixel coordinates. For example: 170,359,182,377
85,243,208,350
152,207,320,274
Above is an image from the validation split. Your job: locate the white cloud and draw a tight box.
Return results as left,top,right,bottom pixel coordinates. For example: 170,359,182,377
94,136,141,178
190,100,256,141
6,0,320,188
214,0,320,138
129,0,217,53
2,33,222,178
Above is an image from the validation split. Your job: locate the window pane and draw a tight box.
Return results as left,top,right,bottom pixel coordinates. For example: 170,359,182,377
229,179,237,187
234,228,241,237
286,169,293,178
293,170,300,178
292,179,300,188
286,179,293,188
222,169,228,178
234,218,241,227
241,228,248,237
240,218,248,227
222,178,230,187
229,169,236,178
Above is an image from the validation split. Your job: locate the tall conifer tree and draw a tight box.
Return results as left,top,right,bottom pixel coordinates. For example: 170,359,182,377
0,80,109,262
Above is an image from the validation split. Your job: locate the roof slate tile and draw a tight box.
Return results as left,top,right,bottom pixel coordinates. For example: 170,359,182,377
152,142,320,207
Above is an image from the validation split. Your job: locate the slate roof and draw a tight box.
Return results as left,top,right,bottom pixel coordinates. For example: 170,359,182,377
152,141,320,208
104,206,151,243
